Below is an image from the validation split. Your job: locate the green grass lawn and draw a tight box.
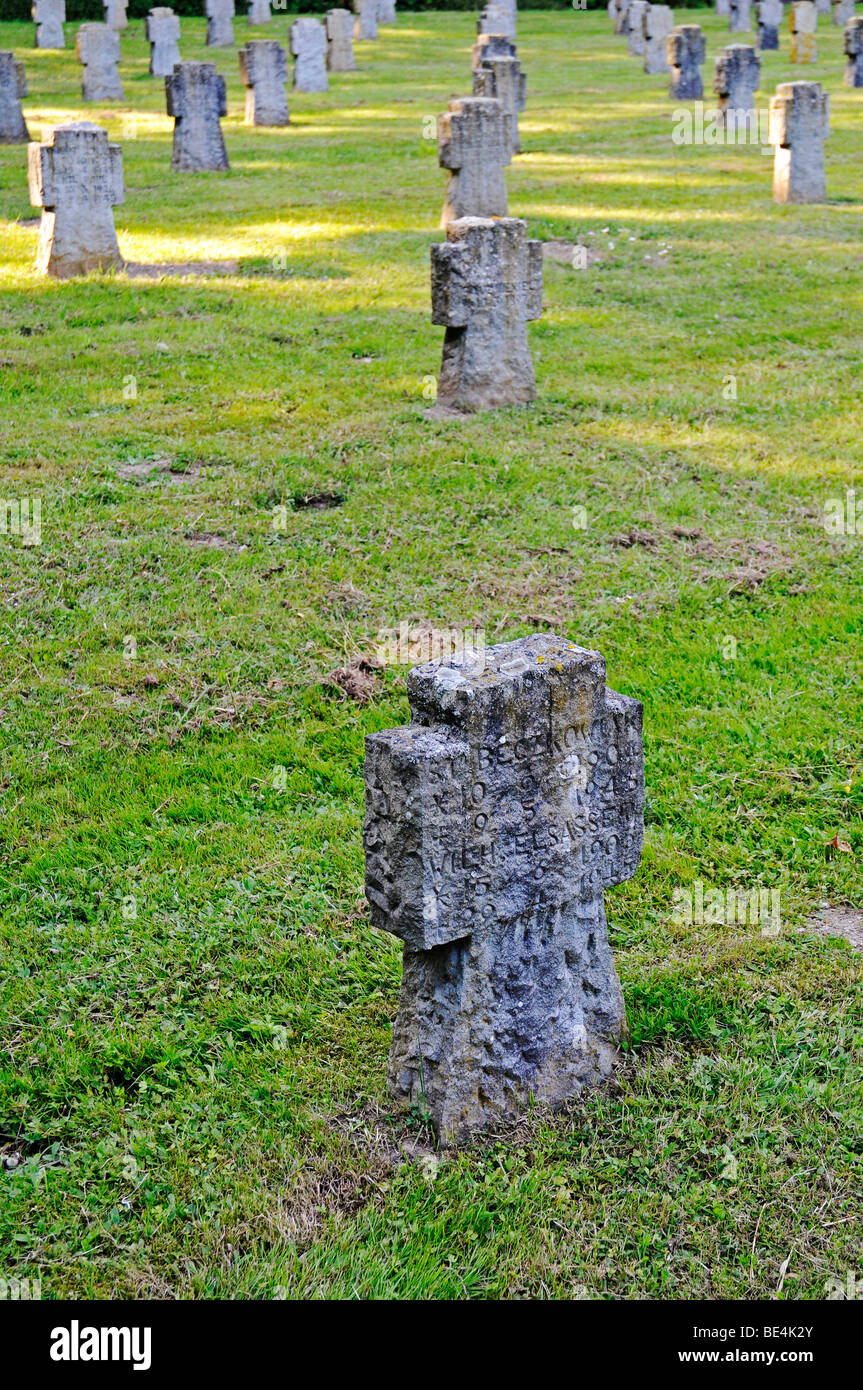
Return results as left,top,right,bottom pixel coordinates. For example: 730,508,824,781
0,8,861,1300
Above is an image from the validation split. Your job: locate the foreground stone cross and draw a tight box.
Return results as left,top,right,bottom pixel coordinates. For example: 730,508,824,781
33,0,65,49
479,0,517,41
714,44,760,126
472,51,526,156
844,16,863,85
353,0,378,40
790,1,817,61
728,0,751,32
834,0,854,24
247,0,270,22
28,121,123,278
0,52,30,144
166,61,229,171
431,217,541,412
290,18,328,91
643,5,674,75
756,0,781,49
76,24,123,101
364,634,644,1142
768,81,828,201
627,0,648,55
668,25,706,99
239,39,288,124
146,8,181,78
438,96,509,227
102,0,128,28
205,0,235,48
326,8,355,70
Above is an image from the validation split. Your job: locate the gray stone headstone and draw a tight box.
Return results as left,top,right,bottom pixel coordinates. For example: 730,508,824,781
668,24,705,99
473,52,526,157
611,0,633,35
627,0,648,54
431,217,541,412
166,61,229,171
728,0,751,31
290,18,327,92
326,9,355,70
33,0,66,49
102,0,128,29
205,0,235,48
643,5,674,75
479,0,517,41
756,0,782,49
239,39,288,124
376,0,396,21
0,52,30,144
353,0,378,40
716,0,731,16
768,80,828,201
833,0,854,22
790,1,817,61
365,633,644,1142
247,0,270,22
815,0,830,14
146,8,181,78
28,121,123,278
714,44,760,128
76,23,123,102
471,31,516,71
844,15,863,83
438,95,510,228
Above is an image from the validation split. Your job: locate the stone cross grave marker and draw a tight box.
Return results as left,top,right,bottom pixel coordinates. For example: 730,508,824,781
472,51,526,156
146,8,181,78
833,0,854,24
0,52,30,144
102,0,128,29
438,95,510,227
430,217,541,412
844,15,863,84
668,24,706,99
239,39,288,124
290,18,328,92
768,80,829,201
611,0,632,35
479,0,517,41
206,0,235,48
471,31,516,70
76,23,123,101
790,1,817,61
28,121,123,278
714,44,760,126
643,5,674,75
728,0,751,32
247,0,270,23
33,0,65,49
377,0,396,22
627,0,648,55
166,61,229,170
364,633,644,1142
716,0,730,16
353,0,378,41
815,0,830,15
326,9,355,70
756,0,782,49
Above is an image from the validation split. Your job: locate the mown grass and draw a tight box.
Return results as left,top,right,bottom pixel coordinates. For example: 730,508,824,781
0,10,861,1300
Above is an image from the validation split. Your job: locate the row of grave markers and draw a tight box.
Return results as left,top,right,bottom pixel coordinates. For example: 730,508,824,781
615,0,860,65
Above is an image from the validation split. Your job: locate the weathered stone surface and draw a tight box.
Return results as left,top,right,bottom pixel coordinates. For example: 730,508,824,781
352,0,378,41
365,633,644,1143
472,52,526,156
627,0,648,55
76,23,123,101
643,4,674,75
102,0,128,29
768,80,828,201
790,1,817,61
611,0,632,35
166,61,229,171
471,31,516,70
668,24,705,99
438,95,509,227
728,0,751,32
814,0,830,14
239,39,288,124
714,43,760,127
0,51,30,144
33,0,66,49
833,0,854,24
716,0,730,16
376,0,396,22
146,8,181,78
290,17,328,91
431,217,541,412
844,16,863,84
247,0,270,22
478,0,517,41
326,8,355,70
28,121,123,278
756,0,781,49
205,0,234,48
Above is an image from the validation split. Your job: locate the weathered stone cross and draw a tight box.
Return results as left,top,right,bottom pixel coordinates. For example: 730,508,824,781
668,24,705,99
325,8,355,71
438,95,510,227
33,0,66,50
768,80,829,202
146,8,181,78
790,1,817,62
756,0,781,50
364,634,644,1143
102,0,128,29
205,0,235,49
239,38,289,126
76,23,123,102
28,121,124,279
472,51,526,156
0,51,30,144
714,44,760,127
643,4,673,75
166,61,230,172
290,18,328,92
844,16,863,86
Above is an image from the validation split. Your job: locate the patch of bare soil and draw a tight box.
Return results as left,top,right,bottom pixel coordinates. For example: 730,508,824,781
809,907,863,952
542,239,603,269
324,654,383,703
124,260,240,279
